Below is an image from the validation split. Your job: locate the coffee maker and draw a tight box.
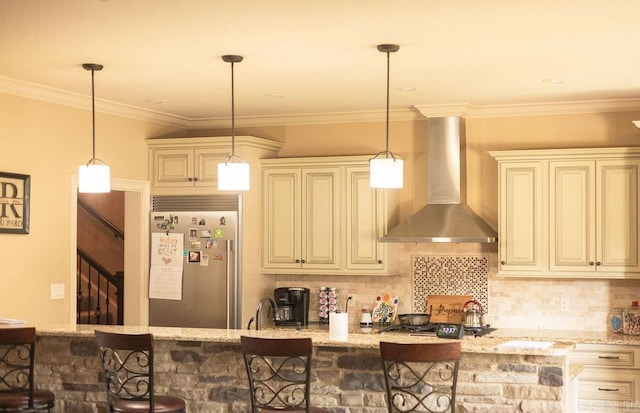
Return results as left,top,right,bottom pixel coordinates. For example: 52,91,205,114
274,287,310,326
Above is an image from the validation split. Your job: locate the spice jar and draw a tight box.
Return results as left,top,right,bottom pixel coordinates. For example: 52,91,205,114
623,301,640,335
610,308,623,333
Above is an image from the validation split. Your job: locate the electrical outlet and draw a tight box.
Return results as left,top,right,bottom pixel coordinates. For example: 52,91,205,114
560,297,569,312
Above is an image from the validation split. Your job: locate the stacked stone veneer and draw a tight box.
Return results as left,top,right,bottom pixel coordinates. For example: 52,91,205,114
36,336,567,413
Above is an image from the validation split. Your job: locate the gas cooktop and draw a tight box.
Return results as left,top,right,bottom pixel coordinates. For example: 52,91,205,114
376,323,496,338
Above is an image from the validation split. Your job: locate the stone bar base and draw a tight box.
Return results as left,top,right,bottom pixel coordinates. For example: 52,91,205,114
35,336,567,413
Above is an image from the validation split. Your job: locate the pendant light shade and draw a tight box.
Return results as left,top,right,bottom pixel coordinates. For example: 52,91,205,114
370,44,403,189
218,55,250,191
78,63,110,193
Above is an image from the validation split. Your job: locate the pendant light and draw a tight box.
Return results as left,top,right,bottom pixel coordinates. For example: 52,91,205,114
78,63,110,193
370,44,403,189
218,55,250,191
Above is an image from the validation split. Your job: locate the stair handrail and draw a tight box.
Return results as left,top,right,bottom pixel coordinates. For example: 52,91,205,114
78,198,124,240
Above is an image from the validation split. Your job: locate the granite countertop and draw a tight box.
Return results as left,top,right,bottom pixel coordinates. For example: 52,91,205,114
26,323,640,357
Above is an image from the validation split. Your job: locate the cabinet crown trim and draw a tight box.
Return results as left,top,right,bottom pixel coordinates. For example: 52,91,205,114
146,135,284,151
490,146,640,161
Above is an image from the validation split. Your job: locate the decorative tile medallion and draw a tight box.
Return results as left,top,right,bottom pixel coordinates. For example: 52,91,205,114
412,255,489,313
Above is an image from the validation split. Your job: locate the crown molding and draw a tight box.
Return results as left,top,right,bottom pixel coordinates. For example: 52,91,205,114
3,75,640,129
414,99,640,119
0,75,191,128
190,109,422,128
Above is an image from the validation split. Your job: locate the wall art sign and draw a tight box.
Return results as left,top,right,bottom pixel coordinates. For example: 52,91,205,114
0,172,30,234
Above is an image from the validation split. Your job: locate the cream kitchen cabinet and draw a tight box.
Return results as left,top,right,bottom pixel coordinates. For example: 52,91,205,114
550,159,640,274
491,147,640,278
147,136,283,194
261,156,397,275
570,343,640,412
344,165,391,271
151,147,227,188
496,160,546,273
262,165,342,271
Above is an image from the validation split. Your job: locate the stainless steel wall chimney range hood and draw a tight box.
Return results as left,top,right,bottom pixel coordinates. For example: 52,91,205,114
379,116,497,243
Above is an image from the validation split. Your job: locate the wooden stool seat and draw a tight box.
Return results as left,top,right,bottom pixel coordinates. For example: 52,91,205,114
0,327,55,412
111,395,186,413
95,330,186,413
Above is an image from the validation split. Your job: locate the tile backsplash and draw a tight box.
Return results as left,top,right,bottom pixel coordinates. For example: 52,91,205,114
274,242,640,331
412,255,489,313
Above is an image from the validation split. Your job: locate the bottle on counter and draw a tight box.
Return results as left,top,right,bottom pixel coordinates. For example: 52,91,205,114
610,307,623,333
623,301,640,335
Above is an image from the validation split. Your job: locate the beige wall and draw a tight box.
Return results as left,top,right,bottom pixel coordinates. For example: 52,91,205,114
0,93,178,324
2,90,640,331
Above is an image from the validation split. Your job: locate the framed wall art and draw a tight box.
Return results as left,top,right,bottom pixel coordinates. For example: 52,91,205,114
0,171,30,234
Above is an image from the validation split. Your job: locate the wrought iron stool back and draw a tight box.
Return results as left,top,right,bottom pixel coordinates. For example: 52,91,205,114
379,341,461,413
0,327,55,412
240,336,328,413
95,330,186,412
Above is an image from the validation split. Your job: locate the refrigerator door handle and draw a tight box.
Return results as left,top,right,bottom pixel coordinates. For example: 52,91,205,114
226,239,233,329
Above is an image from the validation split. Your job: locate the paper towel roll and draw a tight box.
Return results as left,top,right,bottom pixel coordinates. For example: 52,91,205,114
329,312,349,341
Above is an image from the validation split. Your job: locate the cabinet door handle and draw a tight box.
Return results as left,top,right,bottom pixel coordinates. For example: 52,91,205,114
301,259,306,264
589,261,595,266
193,177,199,182
597,387,619,392
295,259,301,264
378,260,383,264
188,177,194,182
598,355,620,359
596,261,602,266
500,260,506,265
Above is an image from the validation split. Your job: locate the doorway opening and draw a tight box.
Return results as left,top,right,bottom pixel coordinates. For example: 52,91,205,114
70,177,150,326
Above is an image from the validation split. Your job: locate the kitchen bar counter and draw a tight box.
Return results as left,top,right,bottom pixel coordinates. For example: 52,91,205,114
34,323,640,349
36,323,575,355
24,323,637,412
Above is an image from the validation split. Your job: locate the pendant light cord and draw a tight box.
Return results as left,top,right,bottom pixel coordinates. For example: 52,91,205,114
230,60,236,157
90,67,96,162
222,55,243,162
384,50,390,158
370,44,399,162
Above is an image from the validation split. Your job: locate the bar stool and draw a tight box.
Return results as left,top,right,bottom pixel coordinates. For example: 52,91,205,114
94,330,186,413
379,341,461,413
0,326,55,412
240,336,329,413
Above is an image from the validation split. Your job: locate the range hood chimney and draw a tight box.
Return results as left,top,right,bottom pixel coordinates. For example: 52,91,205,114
379,116,497,243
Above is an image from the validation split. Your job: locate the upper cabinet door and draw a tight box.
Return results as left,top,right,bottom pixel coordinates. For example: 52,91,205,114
194,148,232,188
549,161,596,272
153,148,194,187
262,168,301,269
597,160,640,272
301,167,341,269
498,161,544,272
345,166,386,271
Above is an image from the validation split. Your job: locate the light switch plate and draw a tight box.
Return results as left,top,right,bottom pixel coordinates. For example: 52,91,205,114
50,283,65,300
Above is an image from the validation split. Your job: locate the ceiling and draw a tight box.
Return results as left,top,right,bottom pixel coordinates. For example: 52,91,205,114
2,0,640,128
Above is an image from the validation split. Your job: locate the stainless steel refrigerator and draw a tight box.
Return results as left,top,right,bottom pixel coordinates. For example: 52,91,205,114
149,194,241,329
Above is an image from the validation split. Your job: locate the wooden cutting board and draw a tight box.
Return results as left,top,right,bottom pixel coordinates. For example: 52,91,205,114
426,295,473,323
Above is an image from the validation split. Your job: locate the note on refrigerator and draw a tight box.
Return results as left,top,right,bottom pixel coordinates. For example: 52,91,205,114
149,232,184,300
